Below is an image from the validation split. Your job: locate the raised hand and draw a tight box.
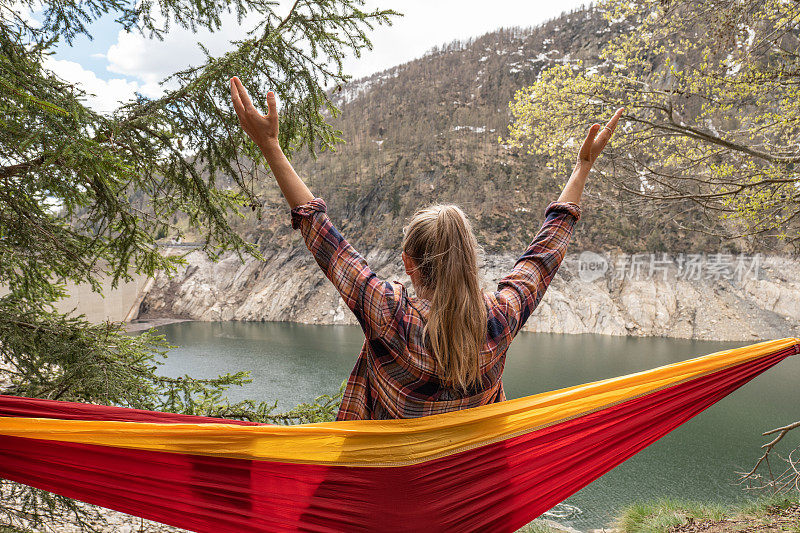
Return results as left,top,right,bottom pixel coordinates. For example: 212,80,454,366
577,107,624,166
228,76,314,208
230,76,278,148
557,106,625,205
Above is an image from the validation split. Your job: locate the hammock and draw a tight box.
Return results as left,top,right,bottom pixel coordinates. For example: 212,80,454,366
0,338,797,532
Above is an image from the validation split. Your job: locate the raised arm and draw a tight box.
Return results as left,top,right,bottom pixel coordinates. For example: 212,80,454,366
289,197,399,340
229,76,397,340
494,202,581,338
229,76,313,209
495,107,624,337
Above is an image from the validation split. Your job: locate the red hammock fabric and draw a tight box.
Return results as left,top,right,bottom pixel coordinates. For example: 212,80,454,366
0,339,797,532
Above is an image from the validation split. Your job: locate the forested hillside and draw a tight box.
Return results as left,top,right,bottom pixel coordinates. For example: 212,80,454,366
223,4,765,255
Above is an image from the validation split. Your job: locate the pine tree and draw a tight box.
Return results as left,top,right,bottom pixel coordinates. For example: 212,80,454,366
0,0,398,529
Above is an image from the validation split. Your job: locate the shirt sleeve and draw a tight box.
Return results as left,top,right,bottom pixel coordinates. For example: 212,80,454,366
290,197,398,340
494,201,581,338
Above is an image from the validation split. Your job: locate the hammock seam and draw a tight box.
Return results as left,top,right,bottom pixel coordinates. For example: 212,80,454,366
319,340,800,467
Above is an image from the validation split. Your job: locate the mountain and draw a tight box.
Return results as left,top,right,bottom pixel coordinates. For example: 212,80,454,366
226,3,740,256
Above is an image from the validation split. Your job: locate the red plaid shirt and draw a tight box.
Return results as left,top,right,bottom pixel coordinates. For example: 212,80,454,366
290,197,581,421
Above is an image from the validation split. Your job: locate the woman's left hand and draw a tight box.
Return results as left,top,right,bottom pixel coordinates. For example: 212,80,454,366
230,76,278,148
577,106,624,167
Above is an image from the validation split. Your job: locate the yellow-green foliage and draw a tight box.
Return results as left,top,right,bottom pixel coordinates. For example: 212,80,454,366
503,0,800,246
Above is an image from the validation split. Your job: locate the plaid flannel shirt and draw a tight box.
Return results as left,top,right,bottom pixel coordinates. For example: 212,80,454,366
290,197,581,421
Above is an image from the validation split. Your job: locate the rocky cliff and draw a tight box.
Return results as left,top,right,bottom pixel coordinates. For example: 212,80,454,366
140,247,800,342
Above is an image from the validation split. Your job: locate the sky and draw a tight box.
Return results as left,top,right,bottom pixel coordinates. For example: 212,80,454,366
40,0,589,114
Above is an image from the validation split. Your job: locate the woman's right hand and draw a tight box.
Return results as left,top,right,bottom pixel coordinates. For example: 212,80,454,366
577,107,624,168
230,76,279,149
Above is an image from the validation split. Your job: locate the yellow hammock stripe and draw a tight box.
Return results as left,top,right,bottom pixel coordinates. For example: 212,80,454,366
1,338,797,467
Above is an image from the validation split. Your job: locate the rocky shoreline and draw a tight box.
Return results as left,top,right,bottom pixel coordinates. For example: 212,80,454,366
140,248,800,342
123,317,191,333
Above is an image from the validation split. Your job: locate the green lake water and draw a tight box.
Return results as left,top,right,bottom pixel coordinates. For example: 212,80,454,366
150,321,799,530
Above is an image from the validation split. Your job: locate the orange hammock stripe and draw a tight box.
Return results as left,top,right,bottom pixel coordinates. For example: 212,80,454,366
0,338,797,532
0,338,796,467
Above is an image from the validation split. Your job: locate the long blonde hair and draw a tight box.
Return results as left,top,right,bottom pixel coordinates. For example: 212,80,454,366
402,203,488,393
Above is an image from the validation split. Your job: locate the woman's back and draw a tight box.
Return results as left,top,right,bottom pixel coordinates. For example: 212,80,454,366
289,197,581,420
356,291,507,420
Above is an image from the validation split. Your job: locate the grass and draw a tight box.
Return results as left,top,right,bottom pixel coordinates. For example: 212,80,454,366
737,495,800,533
616,495,800,533
737,493,797,515
616,498,727,532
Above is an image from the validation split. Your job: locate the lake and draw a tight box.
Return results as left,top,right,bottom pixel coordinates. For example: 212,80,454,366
150,321,800,530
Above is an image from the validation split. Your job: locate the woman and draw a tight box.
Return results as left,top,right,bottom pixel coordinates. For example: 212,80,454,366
230,76,623,421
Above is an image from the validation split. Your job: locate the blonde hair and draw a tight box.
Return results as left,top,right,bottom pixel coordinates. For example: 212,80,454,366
402,203,488,393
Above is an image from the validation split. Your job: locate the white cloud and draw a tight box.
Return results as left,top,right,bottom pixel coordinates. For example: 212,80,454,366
12,0,42,28
40,10,263,112
45,0,589,113
42,57,142,114
16,2,143,114
339,0,589,81
105,27,215,92
101,0,589,95
104,9,269,98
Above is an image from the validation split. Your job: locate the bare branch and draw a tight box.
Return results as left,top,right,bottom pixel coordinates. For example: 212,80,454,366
739,420,800,496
